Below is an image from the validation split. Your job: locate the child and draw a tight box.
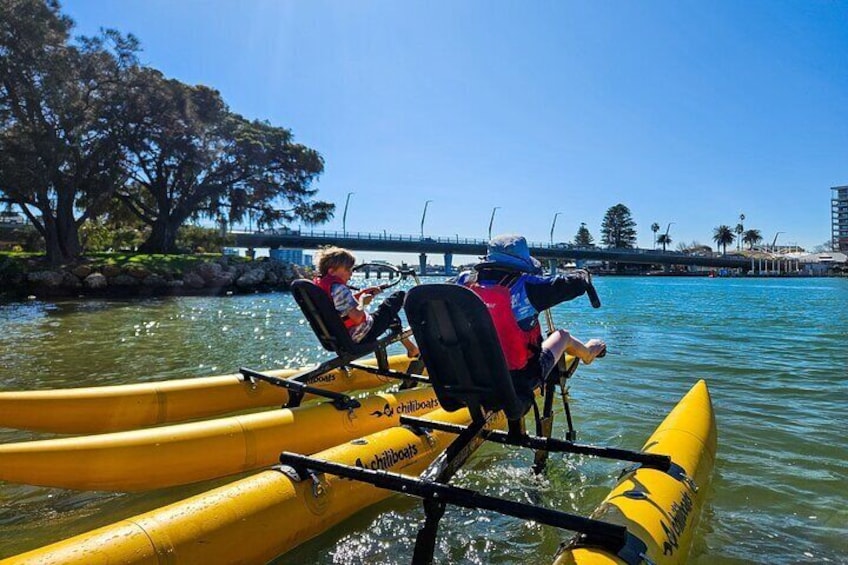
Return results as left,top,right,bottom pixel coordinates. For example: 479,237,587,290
452,234,605,401
314,247,419,358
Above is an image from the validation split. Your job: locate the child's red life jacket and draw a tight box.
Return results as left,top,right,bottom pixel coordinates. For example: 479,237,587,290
466,280,541,371
314,275,358,329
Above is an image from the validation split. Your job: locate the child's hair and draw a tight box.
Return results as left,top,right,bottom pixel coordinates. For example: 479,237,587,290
316,246,356,276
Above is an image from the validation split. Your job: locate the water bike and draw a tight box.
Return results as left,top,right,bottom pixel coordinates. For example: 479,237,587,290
3,282,715,565
0,264,425,434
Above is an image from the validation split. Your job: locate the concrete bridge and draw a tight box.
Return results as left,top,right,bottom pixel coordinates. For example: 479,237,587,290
233,229,761,274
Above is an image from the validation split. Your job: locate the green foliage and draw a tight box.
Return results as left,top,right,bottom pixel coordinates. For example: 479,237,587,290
743,229,763,250
0,0,139,265
712,225,735,254
85,252,247,276
600,204,637,249
657,233,672,251
176,225,235,254
1,1,332,261
117,70,332,253
573,222,594,246
79,218,146,252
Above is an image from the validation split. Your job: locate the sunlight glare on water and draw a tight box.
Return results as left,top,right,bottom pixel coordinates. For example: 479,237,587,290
1,276,846,563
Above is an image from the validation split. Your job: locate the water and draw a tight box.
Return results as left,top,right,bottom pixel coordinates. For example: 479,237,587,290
0,277,845,563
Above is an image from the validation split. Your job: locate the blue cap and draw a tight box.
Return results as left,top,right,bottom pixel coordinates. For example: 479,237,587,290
477,234,542,274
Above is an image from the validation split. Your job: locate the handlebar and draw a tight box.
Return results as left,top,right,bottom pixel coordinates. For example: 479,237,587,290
349,263,419,291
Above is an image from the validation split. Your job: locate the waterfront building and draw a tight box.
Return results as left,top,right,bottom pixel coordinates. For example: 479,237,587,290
270,247,309,266
832,185,848,252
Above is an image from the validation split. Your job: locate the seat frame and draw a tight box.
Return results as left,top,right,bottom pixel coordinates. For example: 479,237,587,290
239,279,427,410
279,284,691,564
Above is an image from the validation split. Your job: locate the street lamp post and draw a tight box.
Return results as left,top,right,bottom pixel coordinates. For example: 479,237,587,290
488,206,501,240
342,192,354,235
664,222,675,239
550,212,562,246
772,231,784,253
420,200,433,239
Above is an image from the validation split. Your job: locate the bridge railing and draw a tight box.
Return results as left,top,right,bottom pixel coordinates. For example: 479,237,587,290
234,228,490,246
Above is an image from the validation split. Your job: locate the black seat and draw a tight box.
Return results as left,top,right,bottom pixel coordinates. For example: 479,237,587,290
404,284,529,421
291,279,379,357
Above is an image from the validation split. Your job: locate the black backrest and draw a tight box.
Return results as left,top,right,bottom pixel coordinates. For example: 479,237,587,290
404,284,528,421
291,279,374,355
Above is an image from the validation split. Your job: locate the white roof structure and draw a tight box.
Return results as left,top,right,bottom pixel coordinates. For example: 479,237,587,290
797,252,848,264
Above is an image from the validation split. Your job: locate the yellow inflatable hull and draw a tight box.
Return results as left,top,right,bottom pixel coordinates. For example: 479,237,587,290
554,379,717,565
2,381,713,564
0,355,414,434
2,407,492,565
0,387,440,491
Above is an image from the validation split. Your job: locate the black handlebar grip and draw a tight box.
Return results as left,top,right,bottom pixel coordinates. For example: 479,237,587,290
586,283,601,309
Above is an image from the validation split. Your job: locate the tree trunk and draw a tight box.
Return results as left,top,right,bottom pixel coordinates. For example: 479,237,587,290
42,209,82,267
138,216,182,254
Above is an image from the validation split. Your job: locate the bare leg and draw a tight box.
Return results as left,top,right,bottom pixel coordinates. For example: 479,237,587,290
402,337,420,358
543,329,606,365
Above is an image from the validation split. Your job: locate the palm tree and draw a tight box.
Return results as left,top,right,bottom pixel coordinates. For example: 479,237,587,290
743,229,763,250
651,222,660,249
736,213,745,251
656,233,672,252
713,225,735,255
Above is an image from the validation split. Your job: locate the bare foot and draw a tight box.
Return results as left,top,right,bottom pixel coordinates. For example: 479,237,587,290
580,339,606,365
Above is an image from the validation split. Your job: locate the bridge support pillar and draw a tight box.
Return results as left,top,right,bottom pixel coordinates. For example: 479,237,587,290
419,253,427,276
548,258,557,276
443,252,453,275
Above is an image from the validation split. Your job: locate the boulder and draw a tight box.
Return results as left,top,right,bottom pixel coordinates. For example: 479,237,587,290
142,274,168,288
83,273,108,290
71,265,92,278
196,262,223,282
27,270,64,288
102,264,122,278
235,268,266,288
112,274,140,287
124,265,151,279
183,272,206,289
61,272,82,289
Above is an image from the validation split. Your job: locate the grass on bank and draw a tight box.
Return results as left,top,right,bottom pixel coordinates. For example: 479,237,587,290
0,252,252,277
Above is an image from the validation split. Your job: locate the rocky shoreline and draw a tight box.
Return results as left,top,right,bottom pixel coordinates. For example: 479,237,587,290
0,256,303,299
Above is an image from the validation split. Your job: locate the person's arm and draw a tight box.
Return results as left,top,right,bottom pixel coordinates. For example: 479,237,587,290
332,283,367,323
525,270,592,312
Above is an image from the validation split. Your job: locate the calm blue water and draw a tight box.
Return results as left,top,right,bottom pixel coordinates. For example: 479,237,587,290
0,276,846,563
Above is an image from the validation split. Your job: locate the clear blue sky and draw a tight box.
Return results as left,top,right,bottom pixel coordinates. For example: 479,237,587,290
63,0,847,258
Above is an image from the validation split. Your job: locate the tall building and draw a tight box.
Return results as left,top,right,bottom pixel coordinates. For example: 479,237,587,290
833,185,848,252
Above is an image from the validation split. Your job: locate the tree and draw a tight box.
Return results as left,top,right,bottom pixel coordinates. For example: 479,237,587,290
600,204,637,249
743,229,763,250
573,222,594,246
651,222,660,249
116,70,332,253
0,0,138,265
735,213,745,251
657,233,672,252
712,225,735,255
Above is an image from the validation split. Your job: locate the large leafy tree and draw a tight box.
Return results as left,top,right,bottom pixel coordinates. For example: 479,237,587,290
0,0,137,265
116,71,332,253
712,225,735,255
600,204,637,249
573,222,594,246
